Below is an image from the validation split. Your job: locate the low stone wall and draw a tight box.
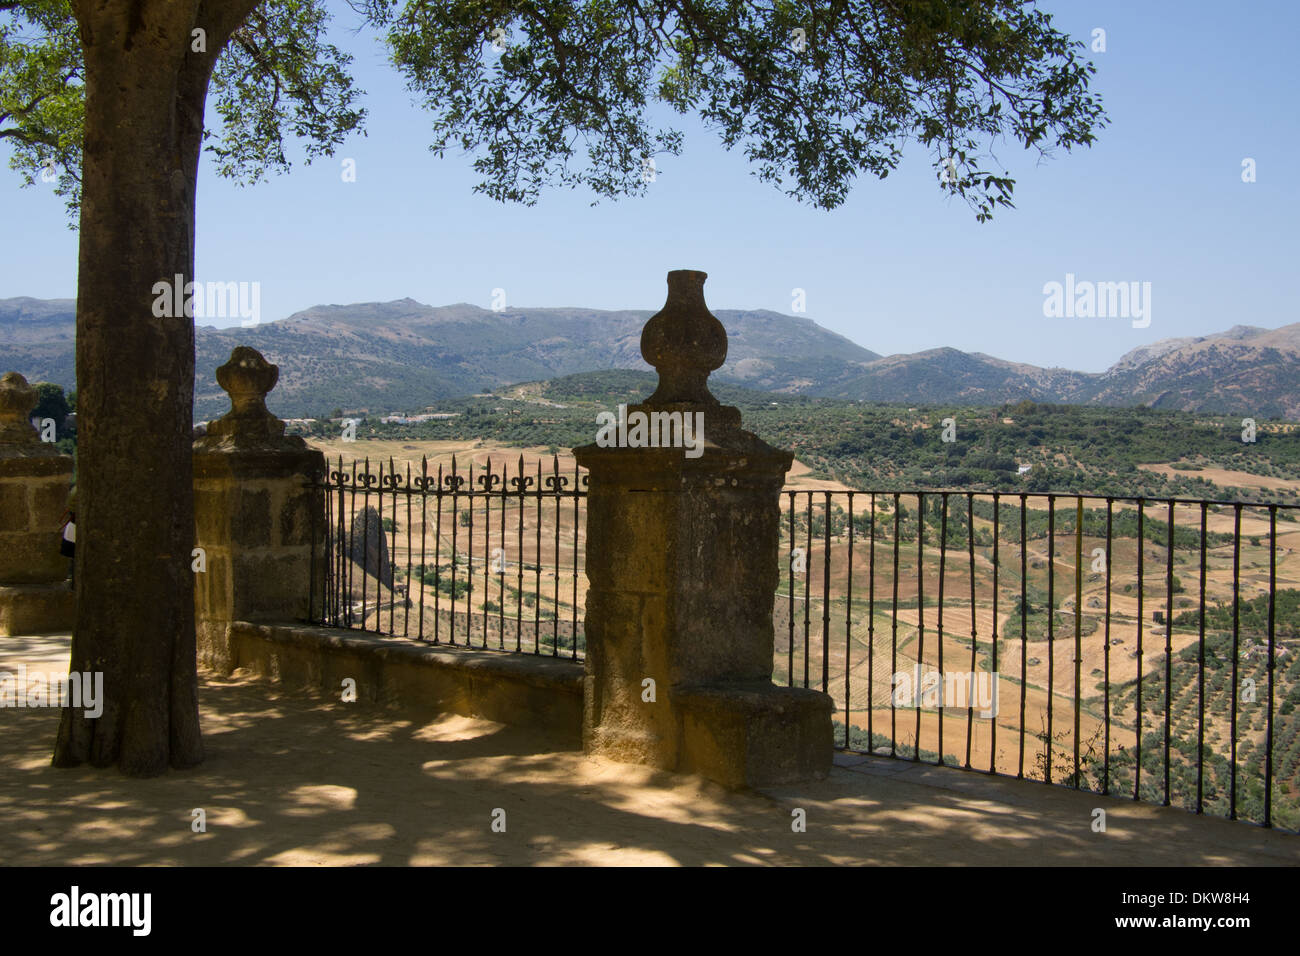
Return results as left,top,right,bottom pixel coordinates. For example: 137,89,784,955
0,402,74,636
203,620,583,744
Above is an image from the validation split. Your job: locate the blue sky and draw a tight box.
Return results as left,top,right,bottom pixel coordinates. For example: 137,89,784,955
1,0,1296,372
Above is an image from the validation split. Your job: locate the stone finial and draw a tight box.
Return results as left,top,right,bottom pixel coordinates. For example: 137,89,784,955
0,372,40,444
640,270,727,406
197,346,299,450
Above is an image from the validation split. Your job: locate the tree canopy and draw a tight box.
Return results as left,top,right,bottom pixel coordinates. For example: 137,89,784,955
1,0,364,222
363,0,1105,220
31,379,71,424
4,0,1106,223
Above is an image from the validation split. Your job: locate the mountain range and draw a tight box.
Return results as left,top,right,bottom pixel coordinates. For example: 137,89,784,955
1,296,1297,420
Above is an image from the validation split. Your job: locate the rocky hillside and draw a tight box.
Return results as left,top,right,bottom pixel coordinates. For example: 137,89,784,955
1,297,1296,419
1085,324,1300,418
818,324,1300,417
0,297,879,419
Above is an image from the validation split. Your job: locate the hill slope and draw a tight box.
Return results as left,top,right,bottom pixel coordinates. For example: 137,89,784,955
1,297,880,419
1084,324,1300,418
1,297,1296,418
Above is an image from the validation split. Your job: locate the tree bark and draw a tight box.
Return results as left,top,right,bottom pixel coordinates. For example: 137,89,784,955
53,0,255,776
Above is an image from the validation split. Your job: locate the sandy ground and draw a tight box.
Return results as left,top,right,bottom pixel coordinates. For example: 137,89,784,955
2,634,1297,866
1138,463,1300,497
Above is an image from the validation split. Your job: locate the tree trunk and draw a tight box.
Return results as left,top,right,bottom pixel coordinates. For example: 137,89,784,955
53,1,247,776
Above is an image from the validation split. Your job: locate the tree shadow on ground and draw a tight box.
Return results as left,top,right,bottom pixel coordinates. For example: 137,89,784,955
2,656,1298,866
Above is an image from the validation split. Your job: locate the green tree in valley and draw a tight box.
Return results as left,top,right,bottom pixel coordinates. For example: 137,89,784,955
31,381,71,426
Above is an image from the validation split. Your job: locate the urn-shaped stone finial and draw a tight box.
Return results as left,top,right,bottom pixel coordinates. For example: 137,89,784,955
217,346,279,414
640,270,727,406
198,346,297,449
0,372,40,444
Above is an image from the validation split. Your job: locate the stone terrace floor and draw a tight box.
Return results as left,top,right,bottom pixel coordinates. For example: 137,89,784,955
2,634,1297,866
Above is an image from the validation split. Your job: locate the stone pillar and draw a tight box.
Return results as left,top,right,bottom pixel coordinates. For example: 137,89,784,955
0,372,75,635
573,271,832,788
193,347,325,671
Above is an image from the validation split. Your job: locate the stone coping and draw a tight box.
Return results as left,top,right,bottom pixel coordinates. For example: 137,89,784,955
229,621,584,686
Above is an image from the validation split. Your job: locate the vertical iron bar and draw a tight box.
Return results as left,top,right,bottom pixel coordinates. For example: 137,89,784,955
1266,506,1277,828
1018,495,1027,779
867,493,876,750
348,459,357,629
326,466,334,624
379,460,390,632
915,491,925,761
500,462,508,649
788,493,795,687
1046,495,1055,785
419,458,429,641
324,461,333,624
318,465,327,624
891,493,900,756
516,456,525,653
1103,500,1113,795
331,461,341,625
404,462,412,638
433,462,443,644
534,459,542,654
331,472,337,623
937,493,947,764
552,457,561,657
450,458,458,646
341,458,351,626
966,494,977,770
340,457,349,625
482,459,491,648
318,469,325,624
990,494,1000,775
572,460,580,660
822,491,832,694
1230,504,1241,819
474,461,483,648
1163,501,1175,806
309,467,317,624
389,459,397,636
804,493,812,689
362,458,372,631
400,463,410,634
1074,497,1083,789
468,461,477,646
1196,502,1206,812
495,459,504,648
1136,499,1145,801
845,493,855,749
384,459,393,633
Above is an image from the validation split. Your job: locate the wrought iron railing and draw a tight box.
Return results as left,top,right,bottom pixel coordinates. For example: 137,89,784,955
778,490,1299,831
309,460,1299,829
311,455,587,660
